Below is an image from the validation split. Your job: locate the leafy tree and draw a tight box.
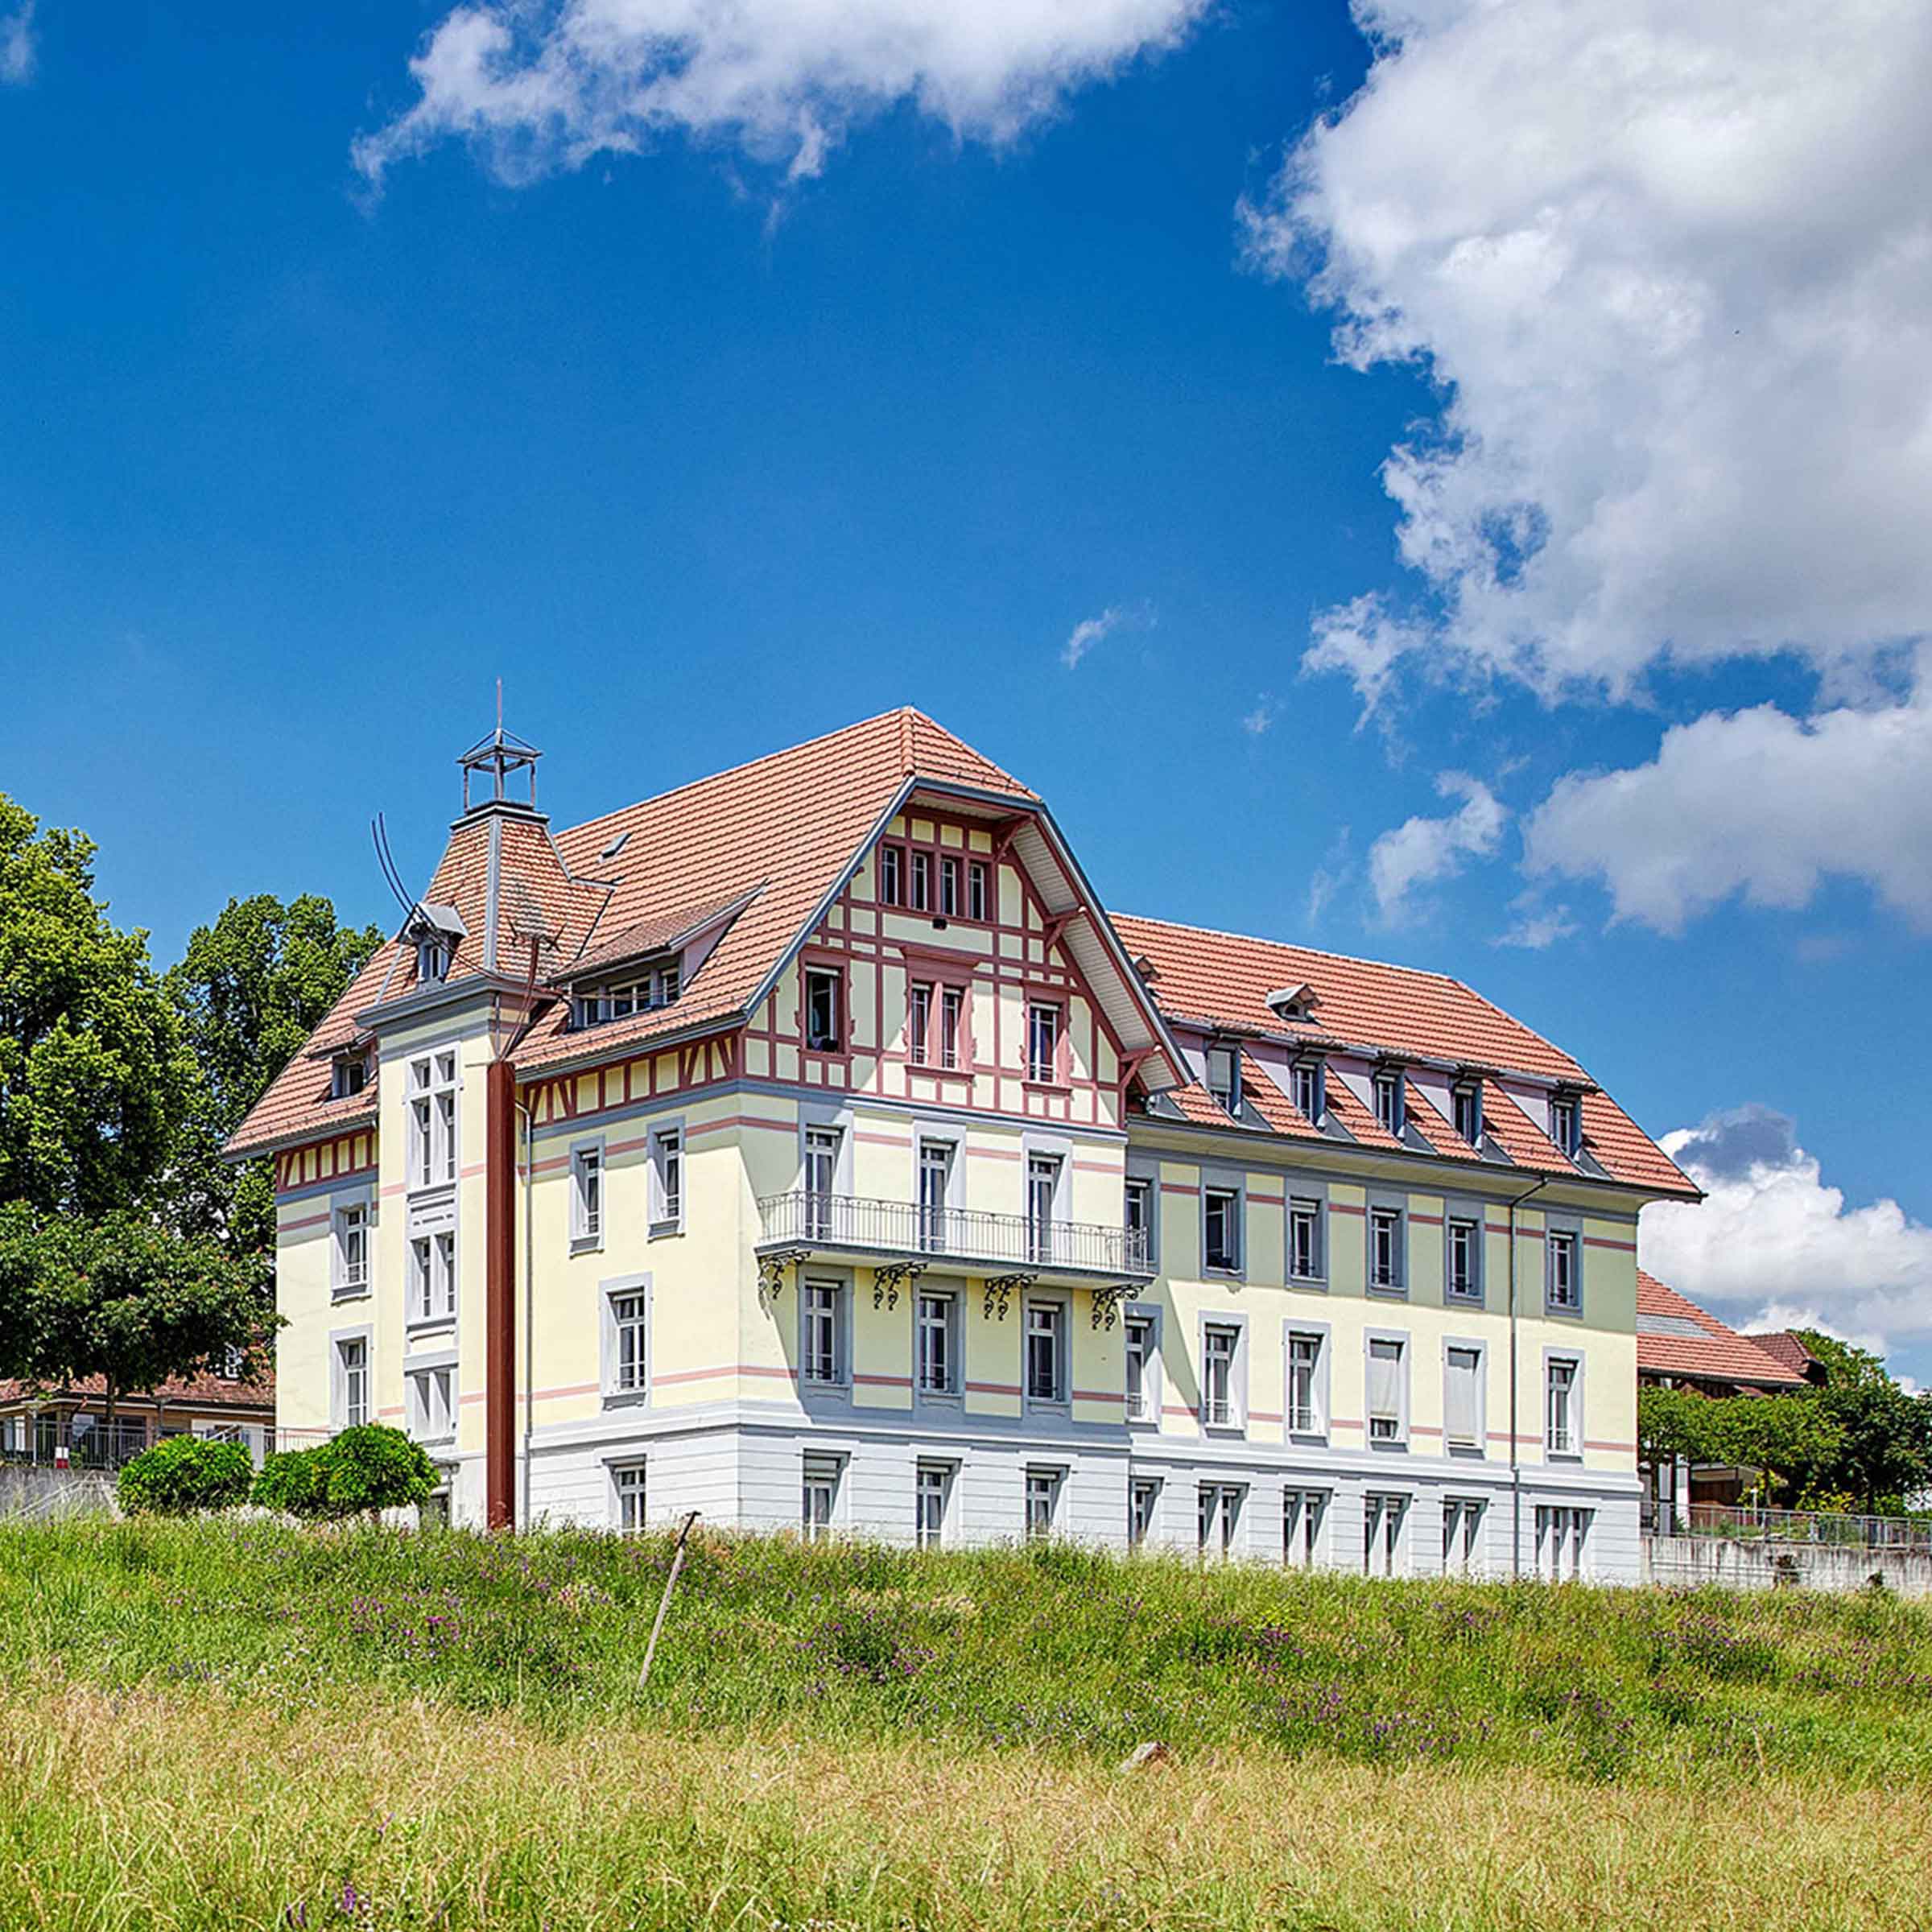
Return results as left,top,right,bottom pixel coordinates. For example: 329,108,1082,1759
0,795,188,1218
1638,1385,1843,1505
117,1435,254,1516
252,1425,437,1521
164,894,382,1257
1797,1331,1932,1513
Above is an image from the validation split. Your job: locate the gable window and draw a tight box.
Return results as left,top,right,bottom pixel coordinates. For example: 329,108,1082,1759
915,1290,956,1395
967,860,990,923
1366,1335,1408,1445
1550,1092,1582,1157
1546,1230,1582,1313
407,1364,455,1443
1374,1069,1406,1136
1198,1483,1242,1557
1546,1356,1579,1455
410,1232,456,1326
1124,1178,1154,1267
918,1141,952,1252
331,1054,369,1100
1368,1207,1405,1293
1201,1323,1241,1429
802,1280,846,1386
878,844,904,906
1203,1187,1242,1274
334,1335,370,1430
570,1145,603,1249
909,849,931,912
1284,1489,1327,1569
1364,1492,1408,1577
1025,1468,1060,1541
1026,1002,1062,1084
1026,1154,1061,1263
803,1125,841,1238
1286,1330,1324,1435
804,968,843,1052
1124,1315,1156,1422
915,1463,951,1550
802,1454,842,1540
1445,1344,1483,1451
1291,1058,1325,1124
1129,1478,1160,1549
1447,1216,1483,1301
939,985,964,1070
407,1051,457,1191
1205,1043,1241,1113
939,856,960,918
1452,1083,1484,1146
613,1462,647,1534
332,1203,369,1298
1024,1300,1066,1405
650,1127,683,1232
607,1286,650,1397
908,983,931,1064
1288,1198,1323,1281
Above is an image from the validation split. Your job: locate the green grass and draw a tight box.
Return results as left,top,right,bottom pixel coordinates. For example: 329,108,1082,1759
2,1517,1931,1928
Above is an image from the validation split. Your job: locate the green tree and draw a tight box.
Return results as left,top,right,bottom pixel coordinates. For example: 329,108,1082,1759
1637,1386,1843,1505
163,894,382,1257
1798,1331,1932,1513
0,795,188,1217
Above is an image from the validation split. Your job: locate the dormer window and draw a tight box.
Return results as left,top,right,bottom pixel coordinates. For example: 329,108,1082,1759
1291,1056,1325,1125
1452,1081,1484,1147
1205,1042,1241,1115
1550,1092,1582,1157
404,904,466,992
417,936,452,985
330,1053,369,1100
572,960,681,1029
1265,981,1320,1024
1374,1067,1406,1137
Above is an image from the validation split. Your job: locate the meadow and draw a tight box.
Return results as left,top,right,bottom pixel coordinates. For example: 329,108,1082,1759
2,1517,1930,1930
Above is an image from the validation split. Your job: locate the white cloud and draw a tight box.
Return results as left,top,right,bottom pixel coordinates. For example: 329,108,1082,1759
1240,695,1278,735
1250,0,1932,704
1366,770,1505,920
1,2,35,86
1522,658,1932,932
1494,894,1575,951
1063,607,1122,671
355,0,1208,190
1641,1105,1932,1357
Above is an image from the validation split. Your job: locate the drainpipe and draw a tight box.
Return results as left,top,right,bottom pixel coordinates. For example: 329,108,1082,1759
485,1055,518,1532
1506,1174,1551,1579
519,1092,535,1527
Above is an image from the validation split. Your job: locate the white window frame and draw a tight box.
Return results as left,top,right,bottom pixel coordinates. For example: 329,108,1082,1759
331,1327,373,1431
405,1354,456,1445
877,843,904,906
917,1137,955,1253
967,859,990,923
1287,1195,1324,1284
1367,1203,1406,1295
915,1462,953,1550
1025,1152,1063,1264
1452,1082,1484,1147
802,1452,844,1540
1443,1338,1486,1455
1202,1183,1244,1276
611,1459,647,1534
1204,1042,1241,1114
939,854,960,919
1026,1001,1062,1084
1285,1323,1330,1439
1546,1226,1583,1316
1024,1465,1063,1541
1291,1057,1325,1125
1123,1174,1156,1269
1364,1331,1410,1447
914,1286,960,1399
1197,1481,1244,1558
909,848,931,912
939,984,964,1070
908,981,932,1064
1284,1488,1328,1569
1442,1495,1486,1575
1129,1476,1161,1550
1022,1295,1068,1410
650,1124,685,1234
1199,1315,1247,1432
601,1274,652,1405
1445,1209,1484,1304
1373,1068,1406,1137
1549,1093,1581,1158
1123,1306,1162,1425
1364,1490,1409,1577
408,1228,457,1328
803,966,844,1052
1545,1351,1583,1458
331,1200,370,1301
800,1277,849,1389
1536,1504,1591,1581
802,1121,844,1239
570,1139,605,1252
407,1049,458,1192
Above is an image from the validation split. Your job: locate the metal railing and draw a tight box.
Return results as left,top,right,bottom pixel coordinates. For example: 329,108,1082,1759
758,1190,1154,1278
1680,1502,1932,1550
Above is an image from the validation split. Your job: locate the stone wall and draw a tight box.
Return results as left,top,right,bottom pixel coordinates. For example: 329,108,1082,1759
1644,1533,1932,1598
0,1465,116,1521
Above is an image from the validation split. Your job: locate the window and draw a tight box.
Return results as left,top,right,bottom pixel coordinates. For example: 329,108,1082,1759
917,1141,952,1251
802,1455,841,1540
571,1145,603,1249
1443,1496,1484,1575
331,1054,368,1100
410,1232,456,1325
407,1051,457,1190
804,968,843,1052
609,1289,649,1397
939,855,960,918
1284,1489,1327,1569
878,844,904,906
1447,1216,1482,1301
1366,1335,1407,1444
1124,1178,1154,1267
909,848,931,912
1025,1468,1060,1541
573,963,680,1027
1124,1315,1156,1422
1364,1491,1408,1577
803,1281,844,1386
416,935,451,985
1026,1154,1061,1263
967,860,990,922
1368,1207,1405,1292
1201,1323,1241,1428
803,1126,840,1238
1024,1301,1065,1405
1452,1083,1484,1146
335,1336,370,1429
1129,1477,1160,1550
651,1127,683,1231
1444,1344,1483,1451
1203,1187,1241,1274
915,1290,956,1395
915,1463,951,1550
1026,1002,1062,1084
333,1203,369,1298
1374,1070,1406,1136
1546,1230,1581,1312
407,1364,454,1443
1291,1058,1324,1124
1286,1331,1324,1435
1546,1356,1579,1455
939,985,964,1070
1550,1093,1581,1157
1536,1505,1591,1581
1205,1043,1241,1113
908,983,931,1063
613,1462,646,1534
1288,1198,1322,1281
1198,1483,1242,1557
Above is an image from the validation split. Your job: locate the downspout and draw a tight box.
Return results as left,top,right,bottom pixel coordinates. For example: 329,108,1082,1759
485,1055,518,1532
519,1092,535,1527
1506,1174,1551,1579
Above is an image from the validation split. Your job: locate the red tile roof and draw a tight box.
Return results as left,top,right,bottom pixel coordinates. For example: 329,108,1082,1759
1745,1330,1822,1381
1635,1271,1807,1390
0,1367,275,1410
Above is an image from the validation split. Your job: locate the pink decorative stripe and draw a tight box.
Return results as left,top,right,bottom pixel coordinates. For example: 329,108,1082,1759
530,1381,601,1402
1330,1202,1366,1218
1410,1424,1443,1437
649,1362,796,1388
279,1211,331,1233
1071,1160,1121,1176
1584,1236,1637,1252
1331,1416,1364,1430
1584,1439,1636,1454
1162,1403,1196,1418
1249,1410,1283,1425
854,1131,911,1148
1072,1388,1125,1404
854,1373,914,1389
1411,1213,1444,1227
687,1113,795,1140
1160,1182,1200,1198
968,1145,1022,1160
377,1405,404,1418
1249,1191,1286,1208
965,1379,1022,1397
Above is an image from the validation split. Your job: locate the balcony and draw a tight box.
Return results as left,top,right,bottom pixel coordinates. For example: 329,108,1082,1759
757,1190,1154,1285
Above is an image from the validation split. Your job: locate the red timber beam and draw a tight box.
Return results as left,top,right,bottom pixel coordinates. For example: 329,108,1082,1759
485,1055,518,1532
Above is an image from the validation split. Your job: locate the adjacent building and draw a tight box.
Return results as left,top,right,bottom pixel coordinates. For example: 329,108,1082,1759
227,708,1699,1581
0,1364,276,1469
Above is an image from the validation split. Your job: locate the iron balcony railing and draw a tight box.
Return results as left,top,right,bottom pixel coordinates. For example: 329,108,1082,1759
758,1191,1154,1278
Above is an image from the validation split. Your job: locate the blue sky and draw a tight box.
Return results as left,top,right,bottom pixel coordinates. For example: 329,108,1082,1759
4,1,1929,1373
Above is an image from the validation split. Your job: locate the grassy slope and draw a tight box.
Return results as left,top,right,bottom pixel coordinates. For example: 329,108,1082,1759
3,1518,1932,1930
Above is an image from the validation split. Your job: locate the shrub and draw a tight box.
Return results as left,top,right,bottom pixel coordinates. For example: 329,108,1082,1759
252,1426,439,1521
252,1447,326,1517
116,1435,254,1517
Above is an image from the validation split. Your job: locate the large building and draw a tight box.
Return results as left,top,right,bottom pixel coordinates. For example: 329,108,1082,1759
228,709,1699,1581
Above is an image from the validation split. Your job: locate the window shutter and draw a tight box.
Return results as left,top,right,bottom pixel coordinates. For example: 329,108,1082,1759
1367,1340,1402,1419
1446,1348,1479,1444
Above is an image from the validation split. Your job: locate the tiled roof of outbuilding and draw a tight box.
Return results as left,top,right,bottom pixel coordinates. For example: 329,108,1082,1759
1635,1271,1808,1389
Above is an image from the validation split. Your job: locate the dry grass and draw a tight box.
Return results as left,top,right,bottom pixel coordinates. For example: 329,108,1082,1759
6,1680,1931,1931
